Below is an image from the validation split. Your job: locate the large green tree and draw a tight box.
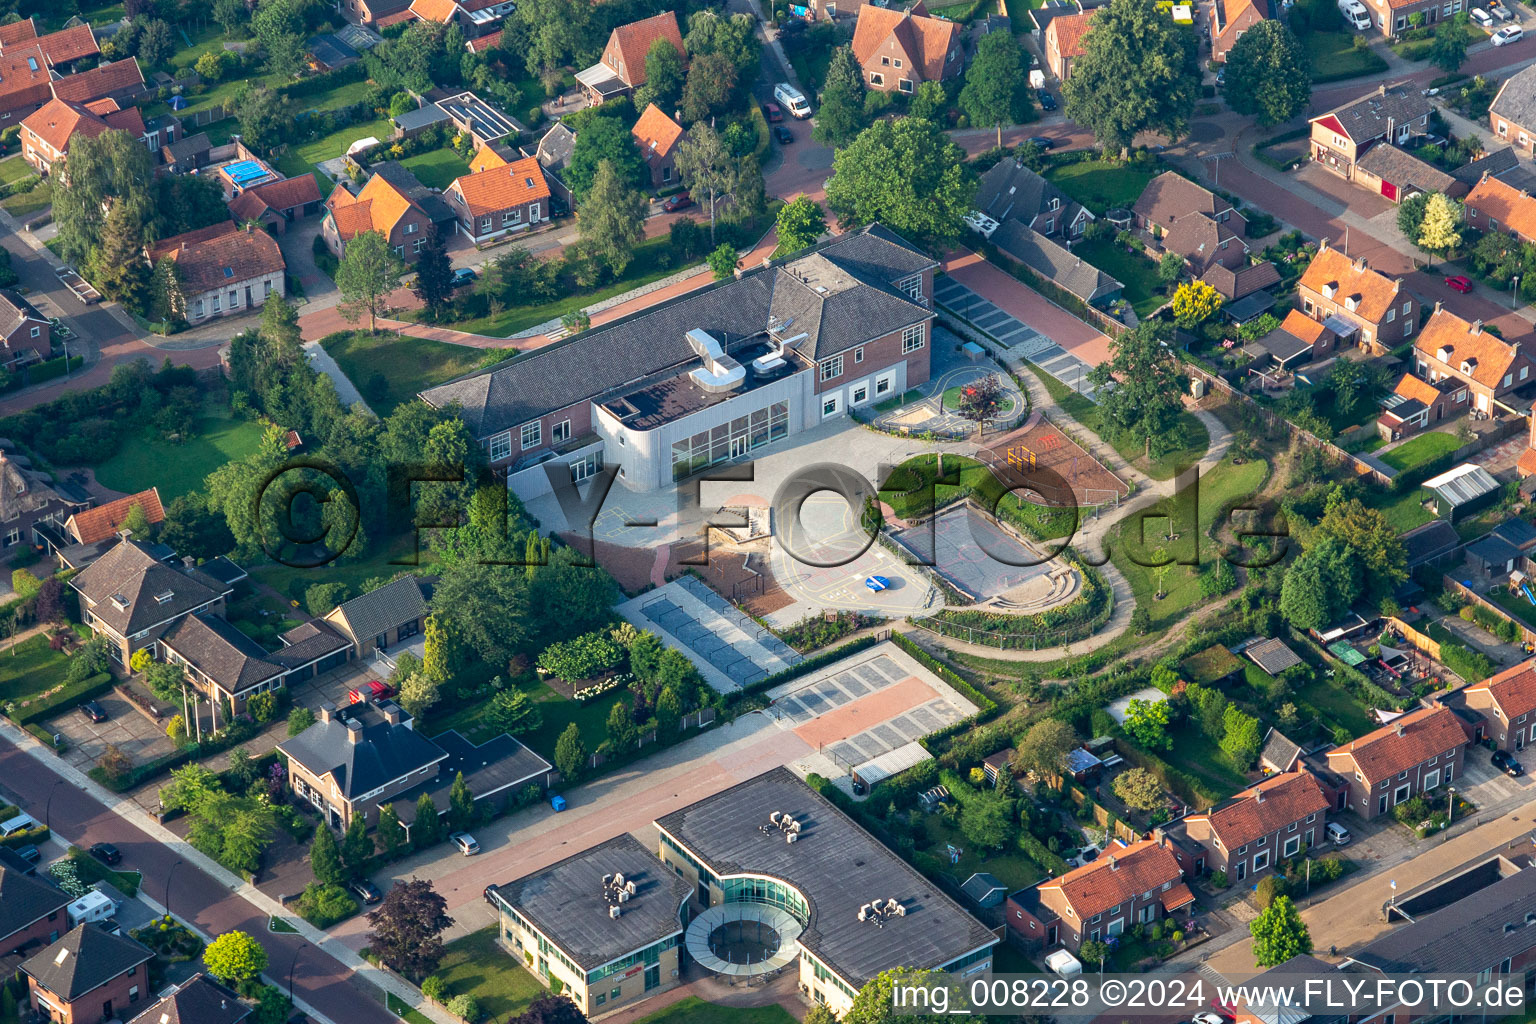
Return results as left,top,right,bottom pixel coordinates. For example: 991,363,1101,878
959,30,1032,147
633,38,686,115
1088,319,1191,457
412,224,454,321
335,230,403,333
1428,17,1468,72
825,117,975,247
565,114,648,201
1251,895,1312,967
845,968,956,1024
1279,534,1362,630
1061,0,1201,156
512,0,591,92
204,932,269,984
53,130,157,268
1222,20,1311,127
680,51,738,123
774,196,826,257
252,0,307,78
1014,718,1077,776
310,822,345,885
578,159,647,276
684,9,760,77
813,45,867,149
366,878,454,980
675,122,739,242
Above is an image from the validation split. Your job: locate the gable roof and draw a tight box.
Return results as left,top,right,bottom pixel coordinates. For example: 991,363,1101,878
0,18,37,46
0,44,55,111
1356,143,1456,194
632,103,684,161
228,175,323,222
30,23,98,66
1038,838,1182,919
1212,0,1272,38
277,700,448,800
1394,371,1445,406
1161,213,1243,272
974,157,1079,226
1491,65,1536,133
466,29,503,52
1246,636,1302,675
161,614,285,694
1203,260,1280,300
1413,307,1526,390
1454,146,1520,186
1465,658,1536,722
1186,771,1328,851
329,161,454,240
69,538,230,636
1466,172,1536,240
163,225,286,293
408,0,460,21
534,123,576,171
991,220,1121,303
126,975,250,1024
1260,727,1303,773
1044,9,1098,58
51,58,144,104
1297,242,1402,323
1313,83,1430,143
1134,171,1232,228
420,224,934,437
1401,519,1461,566
470,144,510,172
324,575,429,644
67,488,164,544
21,925,153,1001
607,11,685,87
0,287,47,339
22,96,142,152
852,3,962,80
1346,866,1536,974
1325,704,1468,783
0,863,70,942
448,155,550,218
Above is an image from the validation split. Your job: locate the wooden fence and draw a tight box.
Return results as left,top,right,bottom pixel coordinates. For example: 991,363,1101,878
1387,615,1442,661
1443,576,1536,647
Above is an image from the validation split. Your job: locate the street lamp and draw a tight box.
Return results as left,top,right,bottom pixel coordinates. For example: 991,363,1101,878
1513,276,1521,310
1448,785,1456,825
164,858,183,917
43,778,66,829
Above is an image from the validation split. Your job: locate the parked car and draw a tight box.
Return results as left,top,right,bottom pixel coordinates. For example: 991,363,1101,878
764,101,783,122
1444,274,1475,293
79,700,108,723
1410,132,1449,148
661,191,693,213
773,82,812,118
0,813,38,837
14,844,40,865
1026,135,1056,149
774,124,794,144
1215,66,1226,86
1037,88,1058,111
1325,821,1352,846
349,879,383,904
1493,23,1523,43
451,267,477,287
484,885,498,905
348,680,394,704
1472,7,1495,24
1337,0,1373,27
1494,749,1526,776
89,842,122,866
450,832,481,856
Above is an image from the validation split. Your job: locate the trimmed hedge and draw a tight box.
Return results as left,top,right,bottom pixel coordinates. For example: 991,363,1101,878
25,723,65,751
0,825,49,849
26,355,84,385
889,632,997,716
91,748,193,793
9,672,113,726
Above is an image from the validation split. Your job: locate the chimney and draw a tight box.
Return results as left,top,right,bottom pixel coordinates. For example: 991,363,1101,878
345,719,363,744
1353,255,1367,272
380,702,402,726
1473,319,1484,334
1378,83,1387,96
1434,299,1443,314
1396,724,1406,737
1254,787,1264,803
245,222,252,233
318,700,336,724
1318,237,1330,252
1108,855,1118,870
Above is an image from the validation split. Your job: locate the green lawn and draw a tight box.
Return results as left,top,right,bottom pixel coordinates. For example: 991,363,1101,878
385,993,432,1024
1032,366,1209,479
304,78,377,114
430,676,621,764
0,634,71,702
1379,430,1460,472
1072,238,1166,317
921,813,1045,891
1295,675,1375,738
435,928,549,1021
274,117,395,182
94,408,266,500
1165,720,1250,794
1,180,51,219
397,149,473,191
319,331,515,416
633,997,799,1024
1369,486,1436,533
878,452,1078,539
1044,158,1159,215
0,155,34,185
1004,0,1043,20
1301,30,1389,82
1489,587,1536,631
167,24,227,75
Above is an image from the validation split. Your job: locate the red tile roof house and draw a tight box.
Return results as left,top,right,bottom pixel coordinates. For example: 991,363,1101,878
1209,0,1273,62
150,223,287,324
632,103,684,189
63,487,164,546
1458,659,1536,753
0,21,100,72
19,96,147,175
851,1,964,94
1412,304,1536,418
1489,65,1536,153
1132,171,1249,275
339,0,413,27
0,862,71,955
1309,84,1431,187
408,0,517,37
0,45,63,123
1465,171,1536,244
1006,838,1192,952
1043,9,1097,82
226,175,324,235
445,155,551,244
0,288,50,369
50,58,148,110
323,161,458,262
576,12,686,105
1324,705,1469,820
1175,771,1329,884
1296,240,1419,354
21,924,154,1024
1376,371,1462,441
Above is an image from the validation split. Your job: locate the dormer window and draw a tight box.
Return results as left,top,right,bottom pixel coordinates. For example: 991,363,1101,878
110,594,130,611
1344,295,1358,311
1048,197,1060,211
153,590,175,605
1461,360,1476,375
1321,283,1336,298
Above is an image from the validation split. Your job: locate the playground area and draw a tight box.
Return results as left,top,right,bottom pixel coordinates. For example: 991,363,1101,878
890,505,1070,603
868,327,1027,439
982,417,1130,509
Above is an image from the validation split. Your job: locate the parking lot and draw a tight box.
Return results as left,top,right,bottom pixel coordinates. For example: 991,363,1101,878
45,691,176,772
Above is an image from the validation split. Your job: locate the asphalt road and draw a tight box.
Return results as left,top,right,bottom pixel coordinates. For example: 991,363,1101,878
0,736,397,1024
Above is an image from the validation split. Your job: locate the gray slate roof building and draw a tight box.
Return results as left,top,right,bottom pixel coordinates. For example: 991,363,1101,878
392,101,450,134
277,700,447,801
991,220,1121,304
0,864,69,943
1453,145,1520,186
1355,144,1456,195
1325,84,1432,144
421,225,935,438
21,925,152,1001
70,540,231,638
1492,516,1536,550
961,872,1007,907
369,161,454,225
1491,66,1536,137
534,122,576,172
1344,864,1536,973
1246,637,1303,675
324,575,429,648
654,767,997,989
1466,532,1520,569
270,619,352,668
974,158,1088,237
1400,519,1461,567
1259,727,1302,773
162,614,285,693
491,834,690,971
126,975,250,1024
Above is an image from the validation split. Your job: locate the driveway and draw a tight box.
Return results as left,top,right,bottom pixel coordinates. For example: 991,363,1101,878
44,692,176,772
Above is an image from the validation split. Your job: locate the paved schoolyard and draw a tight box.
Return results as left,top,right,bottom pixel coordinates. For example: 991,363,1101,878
617,576,802,691
889,505,1054,601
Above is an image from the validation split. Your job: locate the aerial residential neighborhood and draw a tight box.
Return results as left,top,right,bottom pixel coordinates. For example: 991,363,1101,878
13,0,1536,1020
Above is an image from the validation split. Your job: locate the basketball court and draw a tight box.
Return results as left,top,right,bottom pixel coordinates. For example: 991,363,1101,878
888,506,1054,601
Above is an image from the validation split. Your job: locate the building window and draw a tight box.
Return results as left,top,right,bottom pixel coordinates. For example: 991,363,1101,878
822,394,841,418
898,274,923,300
488,431,512,462
871,73,884,85
521,422,542,450
481,216,493,231
28,326,39,337
413,239,425,253
894,57,903,67
852,383,868,405
820,355,843,381
899,79,913,93
875,373,893,395
264,280,273,297
902,323,925,352
406,222,418,234
211,295,221,313
551,419,572,444
854,346,864,363
4,528,19,546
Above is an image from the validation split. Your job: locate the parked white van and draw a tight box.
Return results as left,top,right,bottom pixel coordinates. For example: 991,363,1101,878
1337,0,1373,28
774,83,812,119
0,812,38,837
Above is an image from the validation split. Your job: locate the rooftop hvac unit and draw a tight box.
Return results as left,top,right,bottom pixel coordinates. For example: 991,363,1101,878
770,811,782,824
603,874,613,887
786,831,798,844
893,903,906,917
614,872,625,888
625,881,636,895
790,820,801,833
609,905,623,919
885,899,901,914
858,905,870,921
618,890,631,903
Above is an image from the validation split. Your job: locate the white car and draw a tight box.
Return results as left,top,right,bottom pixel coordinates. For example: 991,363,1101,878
450,832,481,855
1493,23,1524,43
1472,7,1494,25
1337,0,1373,28
1325,821,1352,846
1192,1014,1227,1024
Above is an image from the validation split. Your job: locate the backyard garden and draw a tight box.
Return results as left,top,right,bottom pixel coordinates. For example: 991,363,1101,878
318,331,517,416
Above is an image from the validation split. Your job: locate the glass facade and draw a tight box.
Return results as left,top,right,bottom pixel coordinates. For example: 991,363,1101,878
719,875,810,925
670,401,789,481
587,934,680,983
